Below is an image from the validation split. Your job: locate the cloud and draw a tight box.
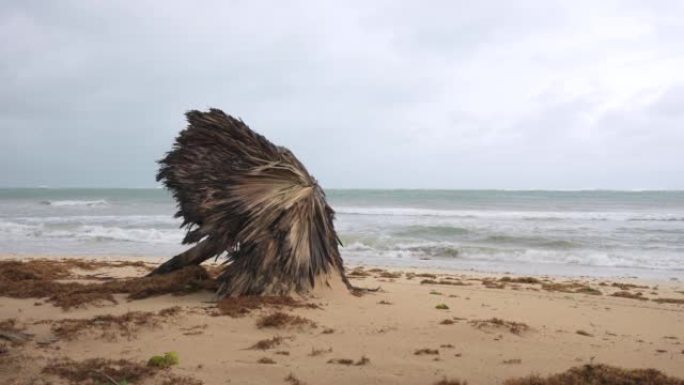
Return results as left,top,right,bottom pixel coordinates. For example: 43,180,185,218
1,0,683,188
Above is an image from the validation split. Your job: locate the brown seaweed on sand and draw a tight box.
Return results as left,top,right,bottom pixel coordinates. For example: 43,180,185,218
469,318,530,335
0,261,213,309
503,364,684,385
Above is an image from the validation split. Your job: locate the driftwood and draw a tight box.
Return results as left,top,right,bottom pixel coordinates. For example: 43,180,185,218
150,109,369,297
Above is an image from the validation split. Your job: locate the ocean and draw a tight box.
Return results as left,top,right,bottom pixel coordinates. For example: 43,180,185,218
1,188,683,279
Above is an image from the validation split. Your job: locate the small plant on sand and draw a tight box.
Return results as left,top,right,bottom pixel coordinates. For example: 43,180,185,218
147,352,179,368
435,303,449,310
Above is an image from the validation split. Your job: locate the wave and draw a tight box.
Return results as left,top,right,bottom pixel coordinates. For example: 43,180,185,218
336,206,684,222
41,199,110,208
340,240,682,270
336,206,477,218
628,217,684,222
483,235,580,249
0,220,183,244
72,225,183,244
392,225,469,238
14,215,181,227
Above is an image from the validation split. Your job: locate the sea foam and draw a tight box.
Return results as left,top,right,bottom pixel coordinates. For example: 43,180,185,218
41,199,110,208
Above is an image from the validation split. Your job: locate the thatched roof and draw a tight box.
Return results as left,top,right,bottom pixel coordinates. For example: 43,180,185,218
152,109,354,297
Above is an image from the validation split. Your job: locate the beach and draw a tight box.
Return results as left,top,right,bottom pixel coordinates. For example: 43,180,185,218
2,255,683,385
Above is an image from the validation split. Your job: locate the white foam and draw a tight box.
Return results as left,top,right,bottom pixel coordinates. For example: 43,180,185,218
0,220,183,244
15,215,181,227
335,206,684,222
73,225,183,244
42,199,110,207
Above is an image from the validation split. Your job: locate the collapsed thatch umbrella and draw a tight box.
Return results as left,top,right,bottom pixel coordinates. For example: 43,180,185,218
149,109,364,297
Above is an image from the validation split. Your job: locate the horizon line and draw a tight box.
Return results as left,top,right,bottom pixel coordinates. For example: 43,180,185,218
1,186,683,193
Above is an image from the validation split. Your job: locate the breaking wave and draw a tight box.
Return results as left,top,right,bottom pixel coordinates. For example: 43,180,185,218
0,220,183,244
1,188,683,275
41,199,110,208
340,240,682,270
336,206,684,222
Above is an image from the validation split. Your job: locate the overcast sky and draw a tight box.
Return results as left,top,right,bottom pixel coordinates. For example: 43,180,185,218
1,1,683,189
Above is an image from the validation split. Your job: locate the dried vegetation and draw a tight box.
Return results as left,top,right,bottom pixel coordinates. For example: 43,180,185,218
51,307,182,340
421,279,468,286
0,260,214,309
541,282,601,295
327,356,370,366
469,318,530,335
256,312,317,329
653,297,684,305
215,296,319,317
42,356,203,385
500,276,542,284
611,291,648,301
503,364,684,385
43,358,157,383
415,348,439,355
250,336,286,350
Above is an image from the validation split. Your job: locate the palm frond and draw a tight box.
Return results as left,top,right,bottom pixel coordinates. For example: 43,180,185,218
154,109,353,297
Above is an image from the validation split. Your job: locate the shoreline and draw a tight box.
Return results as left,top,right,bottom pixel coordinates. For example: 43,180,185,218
1,255,683,384
2,252,681,283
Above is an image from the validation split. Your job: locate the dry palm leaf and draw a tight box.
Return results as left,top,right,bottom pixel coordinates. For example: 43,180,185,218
150,109,368,297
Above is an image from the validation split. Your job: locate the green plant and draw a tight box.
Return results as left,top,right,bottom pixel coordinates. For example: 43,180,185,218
435,303,449,310
147,351,180,368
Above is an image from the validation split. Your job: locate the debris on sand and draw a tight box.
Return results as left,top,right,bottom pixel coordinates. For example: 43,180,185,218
51,307,182,340
0,261,214,309
469,318,530,335
216,296,319,318
327,356,370,366
256,312,317,329
503,364,684,385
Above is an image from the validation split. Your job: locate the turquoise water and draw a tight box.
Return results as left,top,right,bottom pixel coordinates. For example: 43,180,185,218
1,188,683,278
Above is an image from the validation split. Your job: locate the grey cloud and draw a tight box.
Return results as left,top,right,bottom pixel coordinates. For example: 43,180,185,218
1,0,683,189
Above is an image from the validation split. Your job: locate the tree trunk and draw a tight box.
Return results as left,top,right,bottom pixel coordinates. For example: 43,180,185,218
147,238,220,276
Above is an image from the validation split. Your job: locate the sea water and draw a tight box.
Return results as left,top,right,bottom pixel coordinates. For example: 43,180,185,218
1,188,683,279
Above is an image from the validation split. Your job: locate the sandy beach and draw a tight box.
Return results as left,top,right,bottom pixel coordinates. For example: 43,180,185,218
1,255,683,385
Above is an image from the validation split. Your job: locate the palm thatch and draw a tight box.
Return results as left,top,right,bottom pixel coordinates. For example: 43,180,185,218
150,109,361,297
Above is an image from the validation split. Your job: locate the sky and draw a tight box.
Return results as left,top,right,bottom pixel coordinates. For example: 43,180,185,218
1,0,683,190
